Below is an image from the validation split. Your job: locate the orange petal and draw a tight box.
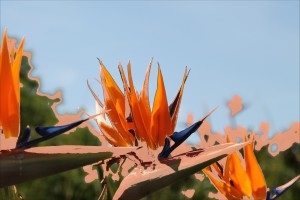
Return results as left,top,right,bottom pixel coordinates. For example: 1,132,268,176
227,152,252,197
126,62,153,147
99,62,134,145
223,135,231,182
138,59,152,139
9,45,15,64
95,104,128,147
12,37,24,103
139,58,152,124
245,137,267,200
100,61,124,106
150,65,172,147
224,154,230,183
117,64,134,131
98,122,129,147
203,168,243,200
0,29,20,138
104,98,134,146
212,162,224,179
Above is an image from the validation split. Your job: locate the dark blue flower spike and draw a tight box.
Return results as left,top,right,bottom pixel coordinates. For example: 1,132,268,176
168,67,190,117
16,126,31,148
158,106,218,159
16,113,100,149
266,175,299,200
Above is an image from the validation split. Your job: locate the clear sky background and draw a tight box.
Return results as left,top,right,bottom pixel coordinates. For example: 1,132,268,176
1,1,299,139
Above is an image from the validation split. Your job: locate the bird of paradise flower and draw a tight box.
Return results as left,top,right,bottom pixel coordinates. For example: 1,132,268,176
89,59,225,159
86,59,255,200
0,30,247,200
88,59,189,151
203,136,299,200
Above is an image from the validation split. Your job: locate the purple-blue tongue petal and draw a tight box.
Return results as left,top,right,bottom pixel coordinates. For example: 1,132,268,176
158,120,203,159
16,114,101,148
16,126,31,148
158,107,218,159
266,175,299,200
35,119,86,136
23,119,87,148
170,120,203,143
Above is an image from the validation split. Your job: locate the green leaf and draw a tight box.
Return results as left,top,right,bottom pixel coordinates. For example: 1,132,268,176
0,145,136,188
98,184,108,200
113,142,248,200
0,186,22,200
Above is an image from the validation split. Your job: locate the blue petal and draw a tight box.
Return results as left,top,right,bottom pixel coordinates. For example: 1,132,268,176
170,120,203,144
158,120,203,159
35,119,86,136
21,119,87,148
16,126,31,148
266,175,299,200
158,138,171,158
168,68,189,118
158,107,217,159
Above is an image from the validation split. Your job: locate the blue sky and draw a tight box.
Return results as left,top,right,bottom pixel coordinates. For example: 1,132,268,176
1,1,299,138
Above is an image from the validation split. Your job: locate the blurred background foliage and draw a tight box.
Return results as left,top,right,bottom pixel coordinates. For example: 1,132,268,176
12,56,300,199
16,56,102,200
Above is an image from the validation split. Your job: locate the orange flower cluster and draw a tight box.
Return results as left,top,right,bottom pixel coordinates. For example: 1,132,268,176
90,60,189,149
203,136,267,200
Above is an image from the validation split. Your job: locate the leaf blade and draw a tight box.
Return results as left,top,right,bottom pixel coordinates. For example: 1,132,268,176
0,145,136,187
114,142,248,200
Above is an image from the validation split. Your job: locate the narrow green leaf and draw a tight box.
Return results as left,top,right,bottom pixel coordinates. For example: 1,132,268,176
0,186,22,200
113,142,248,200
0,145,136,188
98,184,107,200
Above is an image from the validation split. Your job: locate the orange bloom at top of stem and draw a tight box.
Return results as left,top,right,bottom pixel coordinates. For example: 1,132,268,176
0,29,25,138
203,136,267,200
89,59,189,149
